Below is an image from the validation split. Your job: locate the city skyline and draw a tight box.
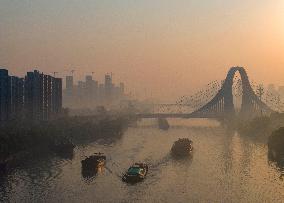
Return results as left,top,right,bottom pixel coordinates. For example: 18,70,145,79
1,0,284,100
63,73,126,109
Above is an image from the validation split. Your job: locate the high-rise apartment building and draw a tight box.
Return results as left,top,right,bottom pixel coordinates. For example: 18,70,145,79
105,74,113,101
66,76,74,90
52,78,62,114
0,69,61,122
24,70,44,120
10,76,24,118
0,69,10,121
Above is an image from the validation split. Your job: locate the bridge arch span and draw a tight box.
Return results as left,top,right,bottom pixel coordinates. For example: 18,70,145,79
137,67,274,119
189,67,273,119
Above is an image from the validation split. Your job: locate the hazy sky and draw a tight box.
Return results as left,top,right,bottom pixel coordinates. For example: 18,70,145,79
0,0,284,100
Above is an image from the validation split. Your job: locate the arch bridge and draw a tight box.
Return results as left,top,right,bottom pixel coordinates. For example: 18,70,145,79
138,67,274,119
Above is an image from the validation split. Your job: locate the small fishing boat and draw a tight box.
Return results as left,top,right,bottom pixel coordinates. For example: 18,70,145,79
81,153,106,170
122,163,148,183
158,118,170,130
171,138,193,157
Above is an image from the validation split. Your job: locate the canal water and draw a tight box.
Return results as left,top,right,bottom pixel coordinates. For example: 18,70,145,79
1,119,284,202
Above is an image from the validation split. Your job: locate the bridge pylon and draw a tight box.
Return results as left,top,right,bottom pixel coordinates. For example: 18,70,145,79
189,67,274,120
137,67,275,119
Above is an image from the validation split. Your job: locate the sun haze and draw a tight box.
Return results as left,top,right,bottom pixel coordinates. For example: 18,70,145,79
0,0,284,100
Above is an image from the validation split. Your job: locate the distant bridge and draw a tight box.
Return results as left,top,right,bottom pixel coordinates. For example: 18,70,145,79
136,113,212,119
137,67,275,119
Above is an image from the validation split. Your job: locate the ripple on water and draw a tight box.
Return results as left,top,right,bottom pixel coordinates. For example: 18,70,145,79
1,119,284,202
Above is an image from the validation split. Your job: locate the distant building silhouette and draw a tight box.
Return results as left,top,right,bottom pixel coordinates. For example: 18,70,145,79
0,68,63,122
0,69,10,121
66,76,74,91
104,74,113,102
52,78,62,115
63,73,126,108
10,76,24,118
24,70,44,120
43,75,52,120
85,75,98,103
98,83,105,102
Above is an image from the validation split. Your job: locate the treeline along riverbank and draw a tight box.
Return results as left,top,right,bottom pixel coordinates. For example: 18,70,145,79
0,114,134,170
268,127,284,166
236,113,284,139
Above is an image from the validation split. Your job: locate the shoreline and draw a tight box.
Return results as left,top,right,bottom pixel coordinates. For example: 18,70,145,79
0,114,133,172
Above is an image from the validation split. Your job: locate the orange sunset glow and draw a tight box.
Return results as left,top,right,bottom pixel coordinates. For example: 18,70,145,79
2,1,284,203
0,0,284,99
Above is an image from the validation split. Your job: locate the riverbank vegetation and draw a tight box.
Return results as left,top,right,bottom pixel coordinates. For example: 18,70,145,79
0,114,133,163
236,113,284,138
268,127,284,157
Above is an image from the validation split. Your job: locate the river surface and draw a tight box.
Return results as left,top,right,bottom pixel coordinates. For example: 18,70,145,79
1,119,284,203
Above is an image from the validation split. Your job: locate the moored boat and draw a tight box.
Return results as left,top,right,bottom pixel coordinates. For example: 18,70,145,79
158,118,170,130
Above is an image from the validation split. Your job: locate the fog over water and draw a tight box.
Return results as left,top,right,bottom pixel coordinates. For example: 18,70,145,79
1,119,283,202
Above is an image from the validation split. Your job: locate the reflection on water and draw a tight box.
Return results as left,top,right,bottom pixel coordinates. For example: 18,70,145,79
268,157,284,181
1,119,284,202
81,165,105,182
55,151,74,160
268,146,284,180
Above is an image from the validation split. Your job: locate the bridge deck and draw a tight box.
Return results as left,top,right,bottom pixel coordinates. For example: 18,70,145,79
136,113,212,119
